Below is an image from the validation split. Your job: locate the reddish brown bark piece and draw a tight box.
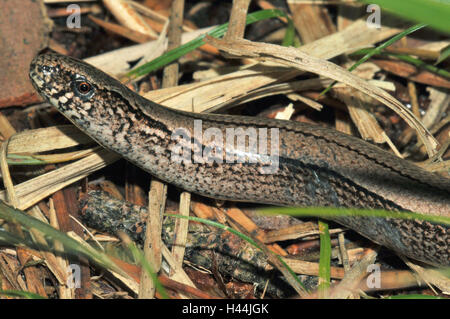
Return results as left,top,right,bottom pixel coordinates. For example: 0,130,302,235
0,0,52,108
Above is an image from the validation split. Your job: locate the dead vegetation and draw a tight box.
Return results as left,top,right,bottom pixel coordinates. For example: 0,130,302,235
0,0,449,300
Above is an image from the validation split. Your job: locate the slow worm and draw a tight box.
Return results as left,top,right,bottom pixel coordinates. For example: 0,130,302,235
29,53,449,266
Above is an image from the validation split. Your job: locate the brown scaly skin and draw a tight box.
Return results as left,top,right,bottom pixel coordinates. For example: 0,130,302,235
29,53,450,266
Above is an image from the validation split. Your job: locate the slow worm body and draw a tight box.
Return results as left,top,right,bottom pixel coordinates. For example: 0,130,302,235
30,53,450,266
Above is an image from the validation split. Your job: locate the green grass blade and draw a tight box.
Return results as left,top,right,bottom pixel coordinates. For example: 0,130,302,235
0,290,47,299
6,154,47,165
436,44,450,65
260,206,450,226
359,0,450,34
124,9,287,81
319,23,426,97
317,220,331,299
281,18,296,47
349,23,426,72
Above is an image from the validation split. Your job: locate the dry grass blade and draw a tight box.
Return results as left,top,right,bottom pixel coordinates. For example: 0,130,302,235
1,126,117,210
422,88,450,129
102,0,157,38
332,63,397,149
205,37,439,157
264,222,344,243
144,65,291,112
23,147,101,165
7,126,93,154
283,257,345,279
401,257,450,294
0,149,120,210
171,192,190,269
141,18,404,114
329,249,377,299
0,139,18,206
88,15,155,43
144,72,392,114
160,244,196,289
0,112,16,139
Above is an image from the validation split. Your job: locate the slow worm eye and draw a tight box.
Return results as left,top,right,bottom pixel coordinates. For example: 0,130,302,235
77,81,91,94
73,79,95,100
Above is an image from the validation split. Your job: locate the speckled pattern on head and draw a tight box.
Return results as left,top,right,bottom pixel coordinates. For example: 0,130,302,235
30,52,450,266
